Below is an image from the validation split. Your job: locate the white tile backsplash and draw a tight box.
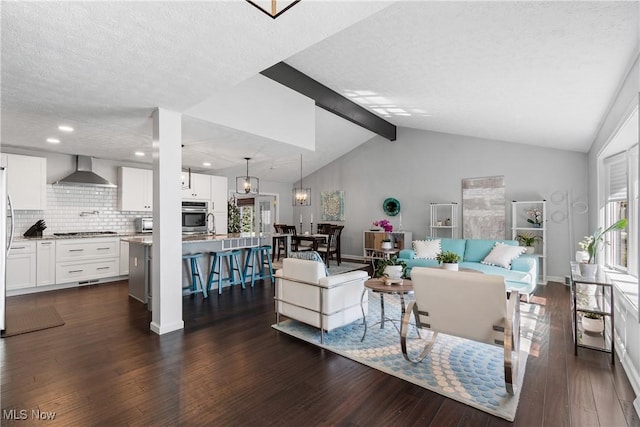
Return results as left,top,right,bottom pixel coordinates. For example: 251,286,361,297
13,185,148,235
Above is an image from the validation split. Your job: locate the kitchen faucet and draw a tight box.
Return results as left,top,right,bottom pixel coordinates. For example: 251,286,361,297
206,213,216,235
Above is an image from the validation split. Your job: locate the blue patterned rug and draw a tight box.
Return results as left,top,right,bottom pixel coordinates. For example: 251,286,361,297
272,291,539,421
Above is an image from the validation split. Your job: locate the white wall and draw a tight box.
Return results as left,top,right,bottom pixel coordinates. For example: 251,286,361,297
298,126,589,280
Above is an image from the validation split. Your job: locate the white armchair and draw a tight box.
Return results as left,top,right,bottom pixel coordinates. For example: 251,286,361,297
275,258,369,343
401,267,521,394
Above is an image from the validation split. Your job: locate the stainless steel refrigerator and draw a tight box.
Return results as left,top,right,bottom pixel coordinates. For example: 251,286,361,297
1,167,15,332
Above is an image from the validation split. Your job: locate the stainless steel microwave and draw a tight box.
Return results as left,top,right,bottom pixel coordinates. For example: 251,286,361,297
135,217,153,233
182,201,208,234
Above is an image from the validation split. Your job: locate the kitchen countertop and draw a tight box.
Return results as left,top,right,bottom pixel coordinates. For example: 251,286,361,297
122,232,274,246
13,232,148,242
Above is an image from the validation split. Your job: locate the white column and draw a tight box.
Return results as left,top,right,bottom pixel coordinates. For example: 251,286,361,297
150,108,184,335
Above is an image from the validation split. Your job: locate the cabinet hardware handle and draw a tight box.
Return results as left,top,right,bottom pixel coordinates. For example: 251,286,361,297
41,242,52,245
69,249,84,252
97,267,110,270
11,246,26,249
69,269,83,273
97,247,110,250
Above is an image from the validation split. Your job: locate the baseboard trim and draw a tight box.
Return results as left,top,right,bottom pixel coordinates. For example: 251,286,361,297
150,320,184,335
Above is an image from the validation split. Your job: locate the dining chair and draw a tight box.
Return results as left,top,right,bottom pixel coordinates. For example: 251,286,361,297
316,223,332,234
317,225,343,267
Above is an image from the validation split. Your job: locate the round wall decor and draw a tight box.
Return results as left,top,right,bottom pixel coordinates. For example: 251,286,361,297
383,197,401,216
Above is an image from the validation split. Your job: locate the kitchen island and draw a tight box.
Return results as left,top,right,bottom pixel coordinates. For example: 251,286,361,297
122,233,287,305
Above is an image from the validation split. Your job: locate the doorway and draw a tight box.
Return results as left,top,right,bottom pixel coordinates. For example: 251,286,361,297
233,194,278,234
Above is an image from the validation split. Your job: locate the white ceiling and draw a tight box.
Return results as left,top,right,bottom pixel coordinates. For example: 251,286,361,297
2,1,638,183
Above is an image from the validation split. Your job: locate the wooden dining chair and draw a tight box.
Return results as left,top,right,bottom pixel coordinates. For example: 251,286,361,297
317,225,343,267
316,223,332,234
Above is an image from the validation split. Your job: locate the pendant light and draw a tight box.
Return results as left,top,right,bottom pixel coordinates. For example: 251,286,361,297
236,157,259,195
246,0,301,19
292,154,311,206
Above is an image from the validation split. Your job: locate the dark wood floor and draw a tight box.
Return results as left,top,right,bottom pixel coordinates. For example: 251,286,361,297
1,277,638,426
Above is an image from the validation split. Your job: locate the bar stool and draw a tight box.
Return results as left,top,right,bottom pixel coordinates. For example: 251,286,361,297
243,245,274,287
182,253,208,299
207,249,245,295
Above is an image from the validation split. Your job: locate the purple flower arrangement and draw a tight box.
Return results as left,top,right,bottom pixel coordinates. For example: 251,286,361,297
373,219,393,233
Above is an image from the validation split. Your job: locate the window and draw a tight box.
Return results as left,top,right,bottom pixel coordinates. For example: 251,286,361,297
599,106,638,278
604,153,628,270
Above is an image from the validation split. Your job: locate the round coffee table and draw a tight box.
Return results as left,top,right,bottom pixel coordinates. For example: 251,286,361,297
360,278,420,341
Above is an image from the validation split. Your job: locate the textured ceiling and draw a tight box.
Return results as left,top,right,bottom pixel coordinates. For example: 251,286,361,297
0,0,388,182
1,1,638,184
287,1,639,152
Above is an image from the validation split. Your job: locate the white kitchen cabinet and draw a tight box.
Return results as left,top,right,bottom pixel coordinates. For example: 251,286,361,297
118,167,152,211
6,241,37,290
119,240,129,275
36,240,56,286
182,172,211,201
1,153,47,210
211,211,228,235
210,175,228,213
55,237,120,284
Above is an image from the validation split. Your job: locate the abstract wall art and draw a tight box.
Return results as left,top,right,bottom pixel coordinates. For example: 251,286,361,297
462,176,505,239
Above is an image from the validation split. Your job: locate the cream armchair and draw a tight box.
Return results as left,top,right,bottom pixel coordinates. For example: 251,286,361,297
275,258,369,343
401,267,521,394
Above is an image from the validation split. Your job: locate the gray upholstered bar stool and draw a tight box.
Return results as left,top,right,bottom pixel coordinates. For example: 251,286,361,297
182,253,208,299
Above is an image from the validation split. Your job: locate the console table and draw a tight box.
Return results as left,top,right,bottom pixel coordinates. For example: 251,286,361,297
569,262,614,364
363,231,412,256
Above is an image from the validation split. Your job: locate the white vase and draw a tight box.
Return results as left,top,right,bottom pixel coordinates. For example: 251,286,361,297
383,265,403,279
381,241,393,250
442,263,459,271
575,251,589,263
579,263,598,277
524,246,535,255
582,316,604,334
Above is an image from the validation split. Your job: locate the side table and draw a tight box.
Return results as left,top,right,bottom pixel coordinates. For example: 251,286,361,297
360,278,420,341
569,262,614,364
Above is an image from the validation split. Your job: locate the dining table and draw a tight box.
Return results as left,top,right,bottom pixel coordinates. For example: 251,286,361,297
291,233,328,251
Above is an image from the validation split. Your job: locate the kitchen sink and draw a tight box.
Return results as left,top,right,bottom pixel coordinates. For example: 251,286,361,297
53,231,117,236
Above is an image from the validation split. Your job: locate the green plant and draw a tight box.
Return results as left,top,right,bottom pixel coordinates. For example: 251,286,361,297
515,232,542,247
436,250,461,264
578,218,628,263
583,312,602,320
381,238,391,243
374,256,406,278
227,198,241,233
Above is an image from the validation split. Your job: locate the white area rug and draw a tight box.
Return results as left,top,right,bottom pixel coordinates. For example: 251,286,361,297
272,292,539,421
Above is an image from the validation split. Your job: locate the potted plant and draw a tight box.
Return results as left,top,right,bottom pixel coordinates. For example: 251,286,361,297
515,232,542,254
526,208,544,228
436,250,461,271
380,238,393,250
581,312,604,334
577,218,628,276
374,256,406,281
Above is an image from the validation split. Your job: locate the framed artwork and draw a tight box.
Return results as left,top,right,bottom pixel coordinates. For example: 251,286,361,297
320,190,345,221
462,176,505,239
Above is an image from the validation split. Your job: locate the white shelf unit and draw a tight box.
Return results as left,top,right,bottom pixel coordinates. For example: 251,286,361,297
511,200,547,284
429,203,459,238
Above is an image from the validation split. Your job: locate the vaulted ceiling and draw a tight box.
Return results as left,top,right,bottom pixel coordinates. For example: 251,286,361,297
2,1,638,183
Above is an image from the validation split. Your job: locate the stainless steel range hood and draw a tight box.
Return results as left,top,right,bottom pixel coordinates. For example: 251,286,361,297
54,155,117,188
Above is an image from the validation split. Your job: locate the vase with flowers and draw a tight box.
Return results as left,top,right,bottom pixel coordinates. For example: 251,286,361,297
526,208,544,228
372,219,393,233
577,218,628,276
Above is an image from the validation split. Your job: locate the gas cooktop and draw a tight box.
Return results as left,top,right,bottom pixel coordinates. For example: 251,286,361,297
53,231,117,236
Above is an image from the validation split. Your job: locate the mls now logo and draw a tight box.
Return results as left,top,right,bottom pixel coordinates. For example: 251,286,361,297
3,409,28,420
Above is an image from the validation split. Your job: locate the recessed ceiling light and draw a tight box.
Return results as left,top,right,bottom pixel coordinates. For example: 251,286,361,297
46,138,60,144
134,151,145,157
203,162,211,167
58,125,74,132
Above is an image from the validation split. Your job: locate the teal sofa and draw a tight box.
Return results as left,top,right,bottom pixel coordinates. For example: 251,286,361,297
398,238,538,300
